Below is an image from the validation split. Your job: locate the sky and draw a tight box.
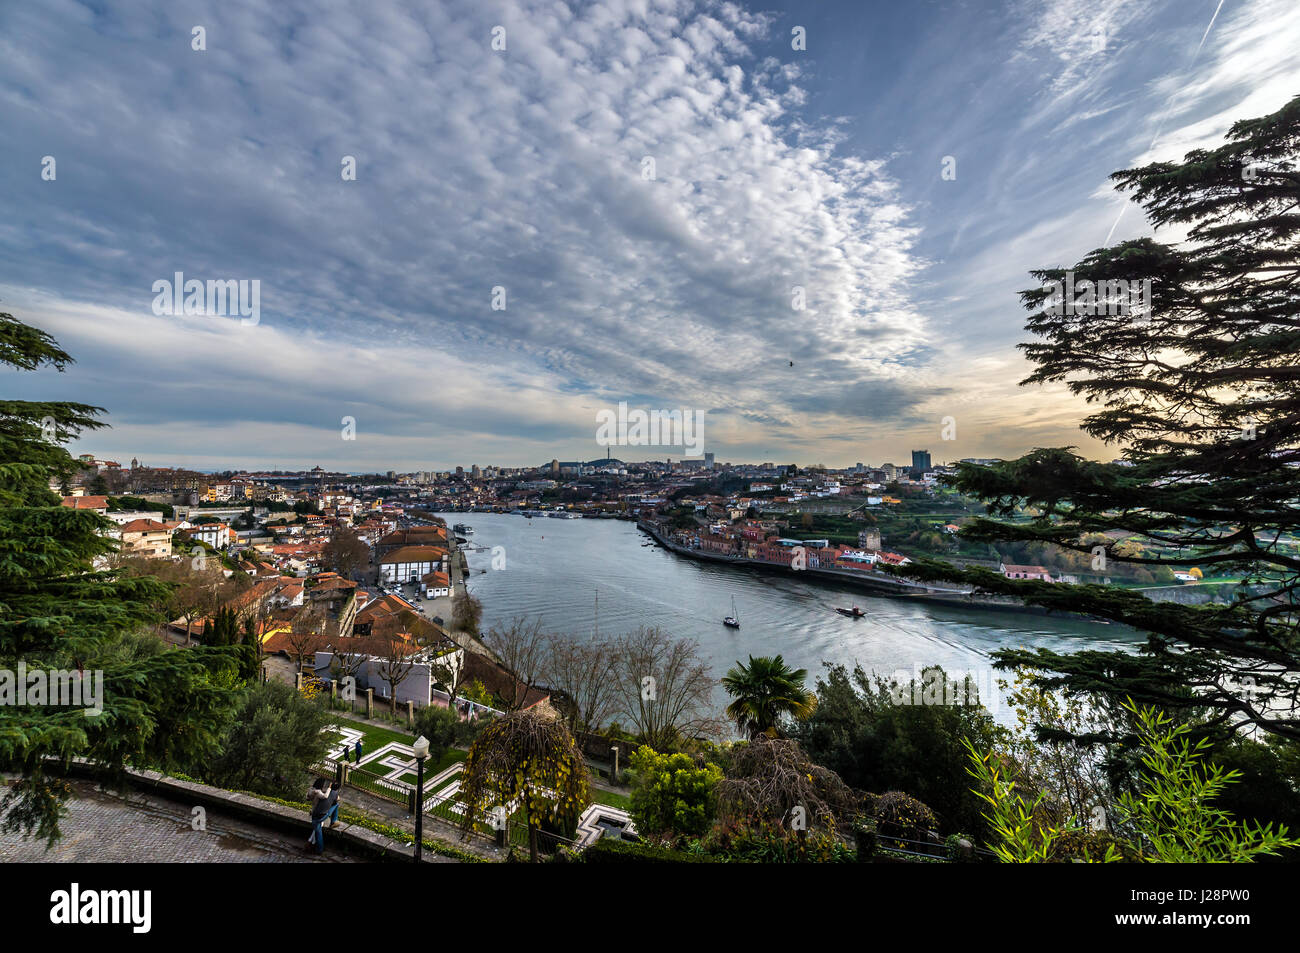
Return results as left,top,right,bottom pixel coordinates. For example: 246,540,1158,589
2,0,1297,472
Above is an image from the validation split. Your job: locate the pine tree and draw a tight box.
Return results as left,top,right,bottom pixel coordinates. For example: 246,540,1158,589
0,312,243,843
905,96,1300,742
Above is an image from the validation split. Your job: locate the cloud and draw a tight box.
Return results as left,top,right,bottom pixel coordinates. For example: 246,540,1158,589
0,0,940,469
1,0,1293,469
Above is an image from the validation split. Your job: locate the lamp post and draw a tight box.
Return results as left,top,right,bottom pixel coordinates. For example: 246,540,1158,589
412,734,429,863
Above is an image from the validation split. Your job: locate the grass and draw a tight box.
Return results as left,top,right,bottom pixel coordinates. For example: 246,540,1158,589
373,747,468,786
328,715,416,754
590,788,631,809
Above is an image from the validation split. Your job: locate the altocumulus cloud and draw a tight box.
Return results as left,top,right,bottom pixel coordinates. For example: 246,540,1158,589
0,0,937,468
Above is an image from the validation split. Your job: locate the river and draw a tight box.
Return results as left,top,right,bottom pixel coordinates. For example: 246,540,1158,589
444,512,1143,724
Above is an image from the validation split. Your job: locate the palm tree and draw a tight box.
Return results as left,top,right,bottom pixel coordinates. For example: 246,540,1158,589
721,655,817,739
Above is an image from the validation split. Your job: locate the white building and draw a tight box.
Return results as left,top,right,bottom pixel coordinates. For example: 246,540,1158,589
378,545,448,584
186,523,233,550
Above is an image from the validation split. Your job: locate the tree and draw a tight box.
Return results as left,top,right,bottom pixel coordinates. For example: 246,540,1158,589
428,649,466,709
371,615,417,714
458,708,590,862
284,604,325,673
450,590,483,636
967,702,1300,863
206,606,240,646
901,96,1300,743
609,627,720,751
716,737,862,844
542,633,617,736
789,663,1004,839
321,524,368,579
197,680,333,797
0,311,243,843
997,671,1114,831
721,654,817,739
411,702,480,761
482,617,547,711
627,745,721,842
238,613,264,683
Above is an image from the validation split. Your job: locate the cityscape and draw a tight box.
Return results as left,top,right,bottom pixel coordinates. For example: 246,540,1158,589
2,0,1298,935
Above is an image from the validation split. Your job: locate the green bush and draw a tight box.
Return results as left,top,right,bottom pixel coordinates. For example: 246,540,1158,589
627,745,721,840
411,702,483,760
195,680,332,798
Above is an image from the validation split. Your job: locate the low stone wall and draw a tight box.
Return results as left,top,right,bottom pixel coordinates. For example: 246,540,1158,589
47,759,437,863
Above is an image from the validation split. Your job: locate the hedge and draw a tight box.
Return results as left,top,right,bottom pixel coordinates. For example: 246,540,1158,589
582,838,713,863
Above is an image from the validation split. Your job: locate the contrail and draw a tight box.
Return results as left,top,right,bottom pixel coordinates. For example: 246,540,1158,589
1104,0,1226,246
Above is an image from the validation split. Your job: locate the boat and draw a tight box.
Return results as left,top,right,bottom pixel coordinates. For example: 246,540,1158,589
835,605,866,619
453,523,473,536
722,596,741,629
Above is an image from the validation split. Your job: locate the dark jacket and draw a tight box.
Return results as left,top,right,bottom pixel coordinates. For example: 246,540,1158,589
309,785,333,821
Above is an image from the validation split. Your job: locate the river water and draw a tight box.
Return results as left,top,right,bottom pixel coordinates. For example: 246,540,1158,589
446,513,1143,724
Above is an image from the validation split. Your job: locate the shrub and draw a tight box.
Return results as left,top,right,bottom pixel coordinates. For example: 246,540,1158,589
873,790,939,841
627,745,722,841
583,838,713,863
699,819,856,863
195,680,333,798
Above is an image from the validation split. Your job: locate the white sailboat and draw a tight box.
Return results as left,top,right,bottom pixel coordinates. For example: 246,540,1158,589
722,596,740,629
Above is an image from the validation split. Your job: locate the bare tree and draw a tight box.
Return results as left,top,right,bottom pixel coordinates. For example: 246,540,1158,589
322,523,369,579
544,634,617,736
482,617,548,710
372,615,418,713
429,650,466,708
716,737,864,843
327,643,369,692
610,627,720,751
284,604,325,673
450,590,483,636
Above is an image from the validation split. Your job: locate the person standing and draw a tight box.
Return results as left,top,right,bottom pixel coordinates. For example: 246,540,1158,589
307,777,340,854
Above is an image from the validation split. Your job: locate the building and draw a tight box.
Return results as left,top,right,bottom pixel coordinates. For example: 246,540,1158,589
185,523,233,550
60,495,109,515
118,519,173,558
911,450,932,473
379,545,449,584
858,527,882,550
421,570,452,598
1000,563,1052,581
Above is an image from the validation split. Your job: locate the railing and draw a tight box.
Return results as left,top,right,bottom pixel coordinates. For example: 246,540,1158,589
312,757,572,851
867,829,996,862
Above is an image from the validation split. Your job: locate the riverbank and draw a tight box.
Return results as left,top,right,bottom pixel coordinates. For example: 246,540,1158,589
634,520,1087,618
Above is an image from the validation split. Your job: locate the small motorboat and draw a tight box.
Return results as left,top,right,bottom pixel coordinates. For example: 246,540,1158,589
835,606,866,618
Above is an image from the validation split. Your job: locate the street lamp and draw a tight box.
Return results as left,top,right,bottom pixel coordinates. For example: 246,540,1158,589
412,734,430,863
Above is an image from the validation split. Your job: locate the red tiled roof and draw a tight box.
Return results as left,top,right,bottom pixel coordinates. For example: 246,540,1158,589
62,495,108,509
379,545,447,565
119,518,171,534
